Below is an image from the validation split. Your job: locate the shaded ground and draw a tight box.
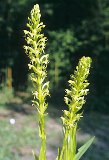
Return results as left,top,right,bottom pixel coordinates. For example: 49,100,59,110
0,102,109,160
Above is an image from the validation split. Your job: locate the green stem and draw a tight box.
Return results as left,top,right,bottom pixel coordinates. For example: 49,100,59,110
38,74,46,160
58,128,68,160
58,124,77,160
39,115,46,160
68,126,77,160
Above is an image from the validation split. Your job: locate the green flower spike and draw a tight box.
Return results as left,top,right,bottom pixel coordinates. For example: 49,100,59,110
57,56,94,160
24,4,49,160
63,56,92,129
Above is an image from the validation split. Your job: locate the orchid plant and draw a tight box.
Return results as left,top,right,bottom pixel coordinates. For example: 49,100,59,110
24,4,94,160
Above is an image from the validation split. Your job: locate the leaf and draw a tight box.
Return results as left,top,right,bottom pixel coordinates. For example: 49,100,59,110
75,136,95,160
56,147,61,160
32,150,39,160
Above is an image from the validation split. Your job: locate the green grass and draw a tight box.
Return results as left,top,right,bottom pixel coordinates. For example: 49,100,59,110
0,87,13,106
0,105,109,160
0,112,39,160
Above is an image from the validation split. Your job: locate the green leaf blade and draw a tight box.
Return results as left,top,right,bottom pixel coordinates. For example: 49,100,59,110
75,136,95,160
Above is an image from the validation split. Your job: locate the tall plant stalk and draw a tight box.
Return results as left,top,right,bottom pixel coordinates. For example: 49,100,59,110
24,4,49,160
24,4,94,160
56,57,93,160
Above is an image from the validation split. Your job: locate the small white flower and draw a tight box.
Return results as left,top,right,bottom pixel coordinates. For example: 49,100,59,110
9,118,16,125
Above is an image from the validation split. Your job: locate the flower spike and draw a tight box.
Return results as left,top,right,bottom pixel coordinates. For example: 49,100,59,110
24,4,49,160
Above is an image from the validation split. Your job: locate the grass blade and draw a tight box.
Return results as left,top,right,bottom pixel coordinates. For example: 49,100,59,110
75,136,95,160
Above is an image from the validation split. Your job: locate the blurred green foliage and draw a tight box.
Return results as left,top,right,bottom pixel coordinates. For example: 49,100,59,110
0,0,109,112
0,87,13,105
47,29,82,88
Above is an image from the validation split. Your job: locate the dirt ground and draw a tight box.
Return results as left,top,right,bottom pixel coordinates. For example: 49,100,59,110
0,103,109,160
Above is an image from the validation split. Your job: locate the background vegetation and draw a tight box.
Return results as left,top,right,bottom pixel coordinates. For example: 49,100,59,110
1,0,109,113
0,0,109,112
0,1,109,159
